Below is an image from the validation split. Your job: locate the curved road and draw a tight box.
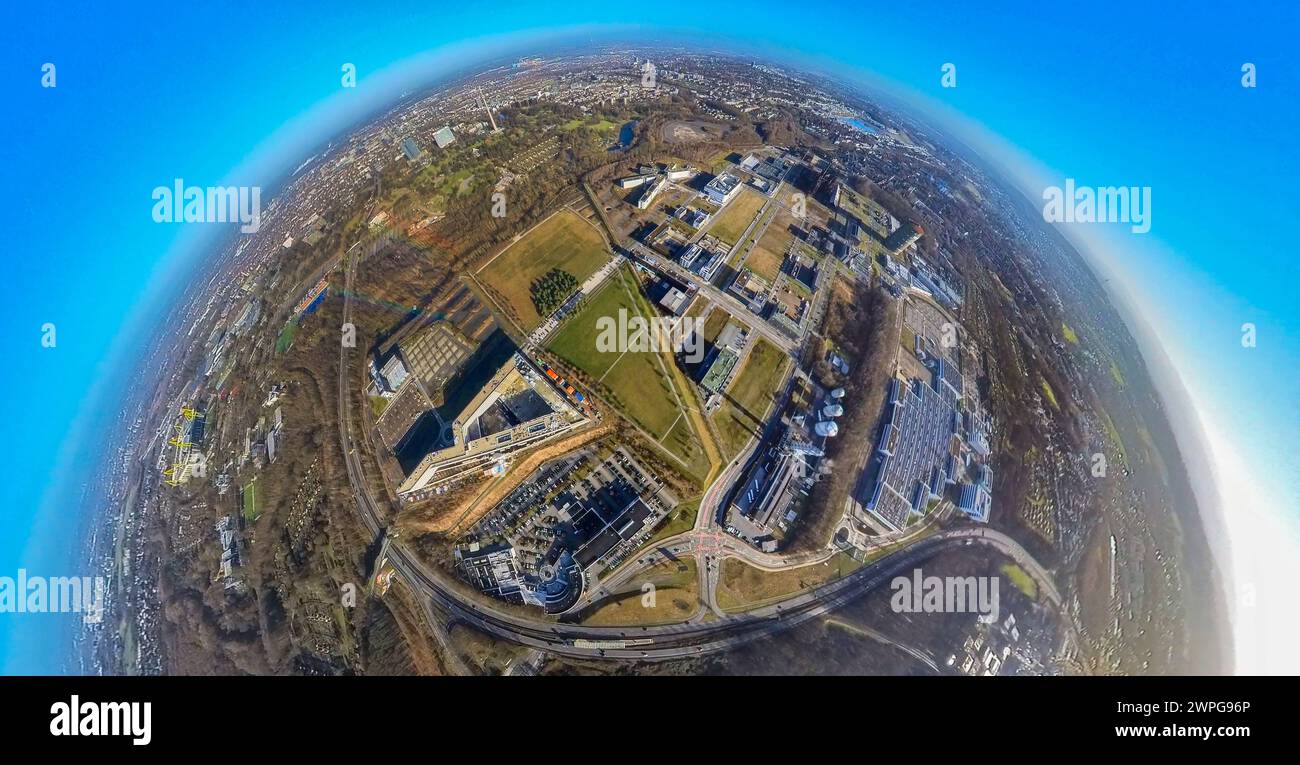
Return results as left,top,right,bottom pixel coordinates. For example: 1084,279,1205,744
337,236,1064,667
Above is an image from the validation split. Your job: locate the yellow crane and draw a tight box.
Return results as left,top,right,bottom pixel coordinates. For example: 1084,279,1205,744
162,406,204,486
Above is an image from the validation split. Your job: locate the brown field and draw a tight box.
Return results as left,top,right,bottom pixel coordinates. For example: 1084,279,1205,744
716,553,861,612
702,307,733,344
746,208,794,282
708,187,766,245
476,209,610,330
713,338,788,457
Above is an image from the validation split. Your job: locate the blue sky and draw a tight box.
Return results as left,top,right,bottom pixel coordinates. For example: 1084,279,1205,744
2,1,1297,672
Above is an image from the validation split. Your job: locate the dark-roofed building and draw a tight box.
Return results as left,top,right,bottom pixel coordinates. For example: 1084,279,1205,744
859,373,960,532
402,137,421,161
732,447,801,530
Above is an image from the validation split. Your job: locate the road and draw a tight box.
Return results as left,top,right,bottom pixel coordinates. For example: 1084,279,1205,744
567,334,808,616
387,523,1058,662
336,238,470,675
622,242,798,358
336,231,1064,668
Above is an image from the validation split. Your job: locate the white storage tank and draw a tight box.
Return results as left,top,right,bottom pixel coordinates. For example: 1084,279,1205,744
815,420,839,438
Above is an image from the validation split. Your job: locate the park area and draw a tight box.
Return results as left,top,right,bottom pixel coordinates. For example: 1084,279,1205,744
711,338,789,458
547,266,716,482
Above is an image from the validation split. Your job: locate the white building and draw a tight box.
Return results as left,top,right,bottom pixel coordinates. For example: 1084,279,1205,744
379,354,410,393
703,172,742,206
433,125,456,149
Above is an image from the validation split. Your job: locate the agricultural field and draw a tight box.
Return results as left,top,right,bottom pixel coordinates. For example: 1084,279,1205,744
708,187,766,245
477,208,610,330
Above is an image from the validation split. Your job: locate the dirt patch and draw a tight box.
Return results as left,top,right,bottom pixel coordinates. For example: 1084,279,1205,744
661,120,723,143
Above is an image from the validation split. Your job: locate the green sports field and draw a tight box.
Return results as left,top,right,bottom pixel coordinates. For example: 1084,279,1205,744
275,318,298,355
241,478,260,523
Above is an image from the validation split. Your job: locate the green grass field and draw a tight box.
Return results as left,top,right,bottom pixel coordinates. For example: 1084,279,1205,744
478,208,610,330
646,498,700,546
241,478,260,523
547,267,640,379
661,415,709,468
709,187,766,245
562,117,619,133
275,319,298,355
605,353,686,437
712,338,788,457
1040,379,1060,410
1109,360,1127,389
1001,563,1039,600
549,267,681,436
581,558,699,626
1061,322,1079,344
548,266,713,480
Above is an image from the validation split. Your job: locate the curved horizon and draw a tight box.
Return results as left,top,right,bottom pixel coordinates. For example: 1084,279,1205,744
4,2,1295,674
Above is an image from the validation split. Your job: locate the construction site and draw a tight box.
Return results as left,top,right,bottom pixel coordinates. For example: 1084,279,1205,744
159,405,207,486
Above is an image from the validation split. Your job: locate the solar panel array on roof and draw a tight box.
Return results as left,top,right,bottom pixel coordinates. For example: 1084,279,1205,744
863,372,960,530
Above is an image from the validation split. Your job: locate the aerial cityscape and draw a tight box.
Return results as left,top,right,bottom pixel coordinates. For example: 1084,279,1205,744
34,46,1225,678
5,5,1299,704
